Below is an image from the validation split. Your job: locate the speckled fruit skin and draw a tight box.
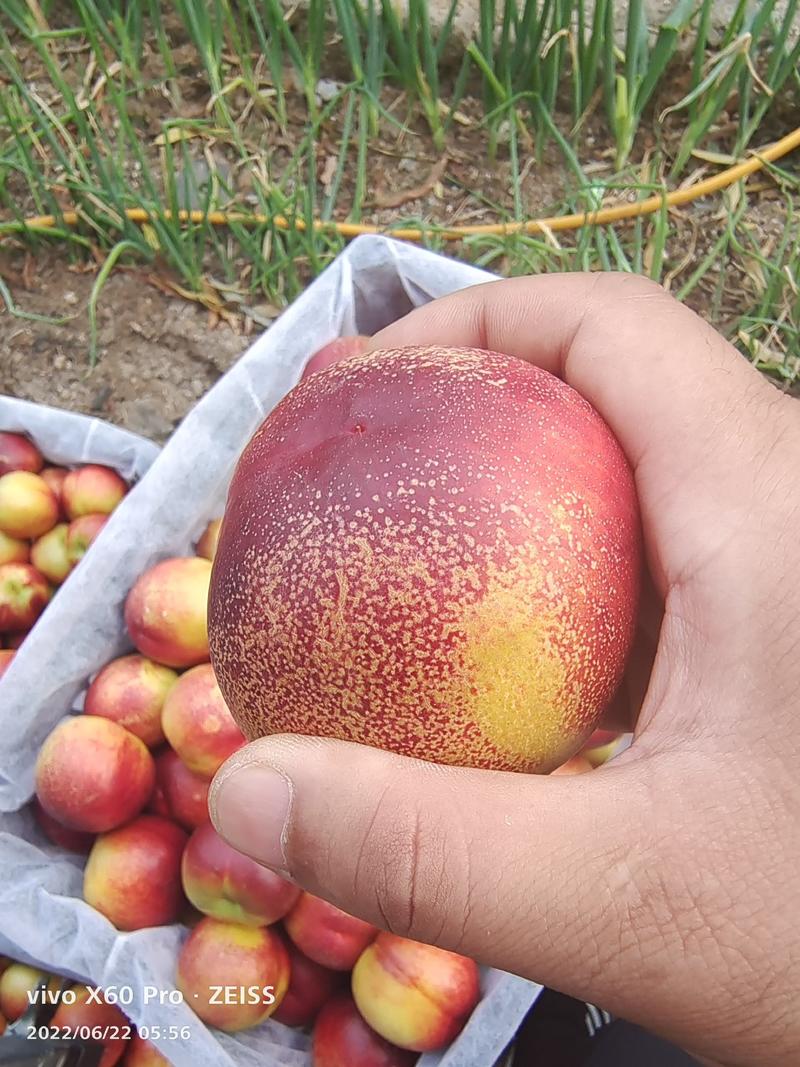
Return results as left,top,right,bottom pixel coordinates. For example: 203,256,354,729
352,933,480,1053
312,994,417,1067
83,815,187,931
51,986,129,1066
125,557,212,669
301,335,369,380
0,562,51,632
0,433,43,476
62,464,126,519
272,937,342,1028
84,654,177,748
181,822,299,926
210,345,641,773
161,664,245,777
124,1034,171,1066
35,716,155,832
149,748,210,829
284,892,377,971
0,471,58,540
32,798,95,853
177,917,290,1031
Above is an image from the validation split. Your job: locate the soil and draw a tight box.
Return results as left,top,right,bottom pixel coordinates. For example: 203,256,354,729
1,11,797,440
0,256,250,441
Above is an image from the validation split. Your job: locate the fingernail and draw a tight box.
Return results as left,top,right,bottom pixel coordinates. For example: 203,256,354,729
211,764,292,875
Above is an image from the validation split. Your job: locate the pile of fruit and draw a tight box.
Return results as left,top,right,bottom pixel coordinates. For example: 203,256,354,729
28,518,482,1066
0,431,129,671
11,337,630,1067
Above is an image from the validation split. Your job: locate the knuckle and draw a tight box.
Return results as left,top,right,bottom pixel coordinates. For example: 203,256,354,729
353,776,471,947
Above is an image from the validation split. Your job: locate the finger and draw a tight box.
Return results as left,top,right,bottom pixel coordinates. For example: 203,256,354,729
366,273,793,605
210,734,700,1045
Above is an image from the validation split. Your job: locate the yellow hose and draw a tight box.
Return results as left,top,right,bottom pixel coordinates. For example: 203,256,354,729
13,126,800,242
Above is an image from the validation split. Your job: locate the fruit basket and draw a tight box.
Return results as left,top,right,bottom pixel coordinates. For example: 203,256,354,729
0,398,159,809
0,236,542,1066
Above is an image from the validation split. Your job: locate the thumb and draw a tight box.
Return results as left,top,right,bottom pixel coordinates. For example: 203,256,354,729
210,733,653,1007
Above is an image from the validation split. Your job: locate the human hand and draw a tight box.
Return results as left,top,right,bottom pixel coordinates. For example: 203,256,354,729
210,273,800,1066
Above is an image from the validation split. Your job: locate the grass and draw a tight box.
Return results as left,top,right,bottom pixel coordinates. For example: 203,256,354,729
0,1,798,382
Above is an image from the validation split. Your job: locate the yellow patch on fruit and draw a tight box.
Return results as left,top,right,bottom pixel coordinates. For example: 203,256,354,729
457,602,574,770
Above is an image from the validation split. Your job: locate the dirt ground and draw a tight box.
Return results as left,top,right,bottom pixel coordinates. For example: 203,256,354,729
0,258,250,441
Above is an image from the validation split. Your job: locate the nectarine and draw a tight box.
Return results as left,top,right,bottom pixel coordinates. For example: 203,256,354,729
177,917,289,1031
0,432,43,476
195,518,221,562
62,464,126,519
161,664,244,777
83,815,187,931
0,962,51,1021
0,649,14,680
40,466,69,515
51,985,129,1066
352,932,480,1052
35,716,155,832
273,938,342,1028
66,513,108,566
181,822,299,926
210,346,640,774
84,654,176,748
31,523,71,584
32,798,94,853
0,529,29,565
124,1033,171,1066
0,562,51,632
125,557,212,668
0,471,58,539
313,994,416,1067
149,748,210,829
284,892,377,971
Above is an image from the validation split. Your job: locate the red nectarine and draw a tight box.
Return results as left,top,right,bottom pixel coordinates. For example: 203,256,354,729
177,917,289,1031
51,985,129,1066
35,716,155,832
181,822,299,926
161,664,244,777
149,748,210,829
284,892,377,971
62,464,126,519
83,815,187,931
84,654,176,748
32,798,95,853
273,937,342,1028
313,994,416,1067
125,557,212,669
0,432,43,476
0,562,51,632
210,346,640,774
351,932,480,1052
